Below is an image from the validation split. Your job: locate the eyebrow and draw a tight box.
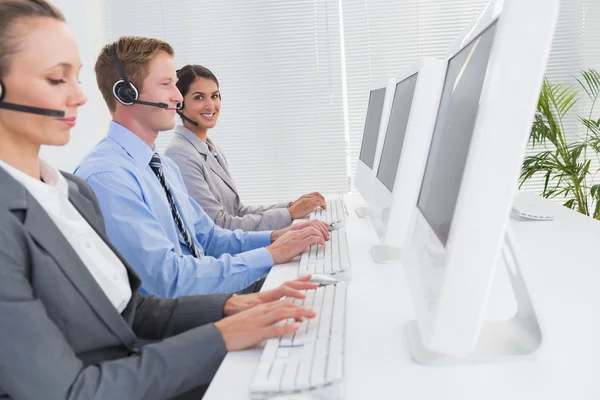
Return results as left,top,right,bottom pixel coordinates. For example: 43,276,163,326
192,90,220,96
46,63,83,71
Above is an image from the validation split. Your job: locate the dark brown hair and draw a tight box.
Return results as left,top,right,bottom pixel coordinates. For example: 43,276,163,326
176,64,220,100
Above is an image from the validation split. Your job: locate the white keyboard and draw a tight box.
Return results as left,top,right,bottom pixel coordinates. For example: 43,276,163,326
250,283,347,399
310,197,348,224
299,229,350,276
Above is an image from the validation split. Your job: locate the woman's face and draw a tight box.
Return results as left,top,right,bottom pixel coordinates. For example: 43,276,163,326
0,17,87,147
182,77,221,130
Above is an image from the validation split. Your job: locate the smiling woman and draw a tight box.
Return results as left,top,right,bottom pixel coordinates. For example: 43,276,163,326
165,64,327,231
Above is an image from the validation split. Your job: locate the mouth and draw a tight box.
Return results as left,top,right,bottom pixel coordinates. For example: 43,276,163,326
58,117,77,127
199,112,216,120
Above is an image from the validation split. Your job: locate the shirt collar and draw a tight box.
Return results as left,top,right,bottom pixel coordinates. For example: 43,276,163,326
0,158,69,199
107,121,157,167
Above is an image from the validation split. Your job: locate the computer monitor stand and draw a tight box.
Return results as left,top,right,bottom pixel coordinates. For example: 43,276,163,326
405,225,543,365
371,245,403,263
355,206,369,218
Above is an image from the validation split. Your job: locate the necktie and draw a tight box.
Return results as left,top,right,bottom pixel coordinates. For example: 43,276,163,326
149,153,201,258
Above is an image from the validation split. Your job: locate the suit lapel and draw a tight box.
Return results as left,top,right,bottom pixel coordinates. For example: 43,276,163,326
175,126,239,195
205,149,238,194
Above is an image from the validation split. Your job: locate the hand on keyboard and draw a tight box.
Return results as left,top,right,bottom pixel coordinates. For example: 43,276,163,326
288,220,330,239
214,300,316,351
267,225,328,265
270,220,329,242
288,192,327,219
223,275,319,316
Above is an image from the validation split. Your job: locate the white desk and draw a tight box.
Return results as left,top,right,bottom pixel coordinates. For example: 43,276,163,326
205,193,600,400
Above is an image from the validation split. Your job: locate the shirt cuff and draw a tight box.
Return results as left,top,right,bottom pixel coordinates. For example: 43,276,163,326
247,230,273,248
240,247,274,271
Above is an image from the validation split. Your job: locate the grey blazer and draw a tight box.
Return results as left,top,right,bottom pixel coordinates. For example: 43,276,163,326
165,125,292,231
0,167,231,400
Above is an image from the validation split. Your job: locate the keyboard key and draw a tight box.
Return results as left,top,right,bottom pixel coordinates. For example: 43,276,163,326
262,339,279,362
295,342,314,390
249,361,275,393
280,358,299,392
309,339,329,387
332,284,346,334
327,335,344,382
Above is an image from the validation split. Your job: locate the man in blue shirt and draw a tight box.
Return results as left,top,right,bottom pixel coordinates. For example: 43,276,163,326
75,36,328,297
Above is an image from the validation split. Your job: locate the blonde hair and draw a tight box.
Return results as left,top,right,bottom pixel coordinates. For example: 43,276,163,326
95,36,174,112
0,0,65,77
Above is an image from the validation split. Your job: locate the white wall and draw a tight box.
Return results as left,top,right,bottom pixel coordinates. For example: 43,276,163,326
40,0,110,173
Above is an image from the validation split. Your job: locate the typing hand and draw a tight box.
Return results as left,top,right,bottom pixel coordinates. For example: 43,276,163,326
223,275,319,316
271,220,330,243
215,301,316,351
288,192,327,219
267,226,326,264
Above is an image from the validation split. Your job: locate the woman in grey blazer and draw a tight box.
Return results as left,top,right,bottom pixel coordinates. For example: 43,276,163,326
0,3,316,399
165,65,326,231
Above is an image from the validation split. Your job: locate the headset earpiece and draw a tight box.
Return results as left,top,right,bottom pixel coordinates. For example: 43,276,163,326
112,79,138,106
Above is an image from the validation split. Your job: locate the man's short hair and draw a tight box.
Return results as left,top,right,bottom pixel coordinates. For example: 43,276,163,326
95,36,174,112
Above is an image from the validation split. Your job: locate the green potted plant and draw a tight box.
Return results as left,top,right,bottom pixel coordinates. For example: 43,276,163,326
520,69,600,220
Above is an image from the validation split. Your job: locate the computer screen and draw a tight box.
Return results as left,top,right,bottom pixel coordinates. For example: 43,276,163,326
358,88,387,169
417,21,498,245
376,73,419,192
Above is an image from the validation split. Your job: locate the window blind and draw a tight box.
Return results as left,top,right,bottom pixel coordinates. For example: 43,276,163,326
104,0,347,204
102,0,600,206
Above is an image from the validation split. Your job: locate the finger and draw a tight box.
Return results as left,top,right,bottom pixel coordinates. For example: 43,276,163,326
285,280,319,290
278,286,306,299
311,221,329,239
302,234,325,248
263,304,316,325
258,299,296,312
304,192,321,199
293,274,312,282
257,288,284,303
307,223,328,240
295,226,322,241
264,321,302,339
302,192,324,201
313,197,327,208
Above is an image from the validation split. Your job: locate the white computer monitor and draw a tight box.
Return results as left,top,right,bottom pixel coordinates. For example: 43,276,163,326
445,0,504,58
353,78,396,217
403,0,559,363
367,58,447,263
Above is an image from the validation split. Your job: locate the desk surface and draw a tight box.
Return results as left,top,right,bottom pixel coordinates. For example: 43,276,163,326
205,193,600,400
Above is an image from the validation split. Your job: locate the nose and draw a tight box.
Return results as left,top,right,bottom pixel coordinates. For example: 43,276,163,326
68,81,88,108
205,99,216,111
172,86,183,104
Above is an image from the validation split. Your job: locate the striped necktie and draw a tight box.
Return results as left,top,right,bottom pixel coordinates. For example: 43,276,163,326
149,153,201,258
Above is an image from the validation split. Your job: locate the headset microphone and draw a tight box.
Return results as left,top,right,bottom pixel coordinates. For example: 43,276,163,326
133,99,168,109
176,102,199,127
0,80,65,117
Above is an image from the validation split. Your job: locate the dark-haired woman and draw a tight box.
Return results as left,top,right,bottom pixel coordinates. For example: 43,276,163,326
165,64,326,231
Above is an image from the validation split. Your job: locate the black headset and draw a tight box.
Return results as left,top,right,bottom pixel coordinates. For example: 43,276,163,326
0,79,65,117
110,42,173,110
176,102,199,127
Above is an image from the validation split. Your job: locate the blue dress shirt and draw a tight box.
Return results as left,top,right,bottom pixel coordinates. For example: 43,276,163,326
74,121,274,297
